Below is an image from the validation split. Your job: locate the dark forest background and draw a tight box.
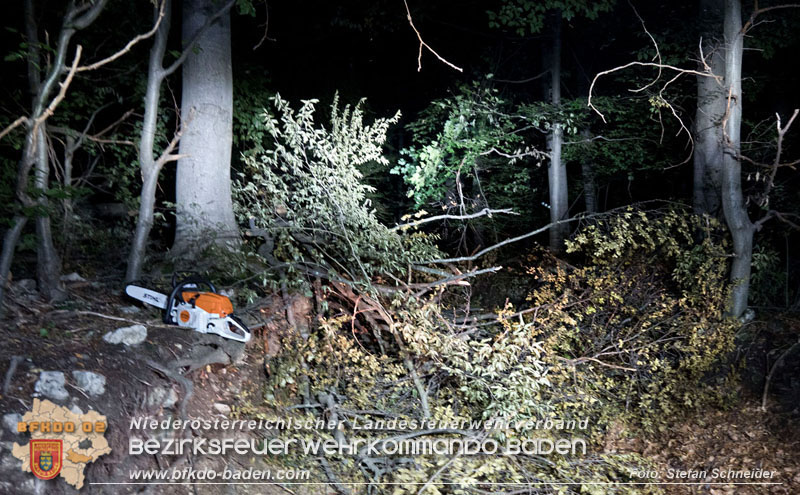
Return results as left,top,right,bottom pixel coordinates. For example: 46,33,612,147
1,1,800,492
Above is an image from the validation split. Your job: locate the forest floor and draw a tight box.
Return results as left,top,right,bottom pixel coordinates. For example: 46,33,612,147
606,395,800,494
0,274,799,494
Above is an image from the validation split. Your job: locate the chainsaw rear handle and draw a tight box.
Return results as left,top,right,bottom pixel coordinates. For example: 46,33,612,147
163,275,217,325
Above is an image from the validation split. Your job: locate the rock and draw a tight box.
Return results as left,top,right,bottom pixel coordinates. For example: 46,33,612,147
103,324,147,345
2,414,22,434
213,403,231,415
34,371,69,401
71,371,106,396
119,305,142,314
739,308,756,324
60,272,86,283
15,279,36,291
147,387,178,410
69,405,84,416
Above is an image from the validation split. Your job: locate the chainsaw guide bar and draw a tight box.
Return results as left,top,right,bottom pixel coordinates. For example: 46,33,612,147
125,276,251,343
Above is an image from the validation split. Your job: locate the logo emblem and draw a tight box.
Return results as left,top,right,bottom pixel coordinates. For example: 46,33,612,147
30,439,62,480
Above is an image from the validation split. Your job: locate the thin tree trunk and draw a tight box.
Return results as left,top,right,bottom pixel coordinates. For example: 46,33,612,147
173,0,239,256
721,0,753,317
33,124,64,301
127,173,160,282
126,0,171,283
693,0,726,217
580,129,597,213
0,216,28,316
546,11,568,252
0,0,108,307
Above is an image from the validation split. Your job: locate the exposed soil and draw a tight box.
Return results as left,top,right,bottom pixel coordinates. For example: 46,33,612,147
0,277,306,494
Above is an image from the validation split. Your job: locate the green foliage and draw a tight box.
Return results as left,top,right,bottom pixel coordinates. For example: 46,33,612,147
750,243,785,307
394,82,548,232
234,94,440,286
246,201,737,494
487,0,615,35
233,75,274,162
260,290,660,494
535,208,737,431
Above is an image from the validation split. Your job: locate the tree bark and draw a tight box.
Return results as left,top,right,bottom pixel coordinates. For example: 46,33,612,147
721,0,754,317
693,0,726,217
580,129,597,213
0,0,108,304
546,11,568,252
173,0,239,256
126,0,172,282
127,172,160,282
33,124,64,301
0,216,27,315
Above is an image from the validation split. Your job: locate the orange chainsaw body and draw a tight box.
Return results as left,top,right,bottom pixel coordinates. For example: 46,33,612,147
180,291,234,317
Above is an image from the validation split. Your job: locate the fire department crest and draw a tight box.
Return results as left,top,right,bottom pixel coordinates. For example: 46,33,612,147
12,399,110,489
30,439,63,480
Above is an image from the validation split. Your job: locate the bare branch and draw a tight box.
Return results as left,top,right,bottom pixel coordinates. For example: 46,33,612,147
373,266,503,294
32,45,83,140
425,215,587,264
0,117,29,142
627,0,663,94
585,4,719,168
761,338,800,412
766,109,799,194
563,135,656,146
757,210,800,231
92,108,135,139
391,208,518,231
558,356,637,372
252,0,275,50
76,0,166,72
155,108,194,168
403,0,463,73
162,0,237,77
587,61,718,123
744,2,800,34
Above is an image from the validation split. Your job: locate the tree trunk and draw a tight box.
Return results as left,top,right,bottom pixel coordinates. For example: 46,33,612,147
721,0,753,317
580,129,597,213
33,124,64,301
126,0,172,283
127,172,160,282
173,0,239,256
0,216,28,315
0,0,108,308
693,0,726,217
546,11,568,252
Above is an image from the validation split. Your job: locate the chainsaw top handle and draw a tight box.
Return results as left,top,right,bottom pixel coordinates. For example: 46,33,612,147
163,275,218,324
171,272,216,293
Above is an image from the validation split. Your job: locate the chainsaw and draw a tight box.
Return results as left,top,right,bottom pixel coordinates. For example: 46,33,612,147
125,275,251,343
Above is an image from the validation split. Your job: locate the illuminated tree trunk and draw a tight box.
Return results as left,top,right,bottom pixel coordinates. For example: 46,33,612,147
546,11,568,252
127,0,173,282
173,0,239,256
721,0,753,317
693,0,725,217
